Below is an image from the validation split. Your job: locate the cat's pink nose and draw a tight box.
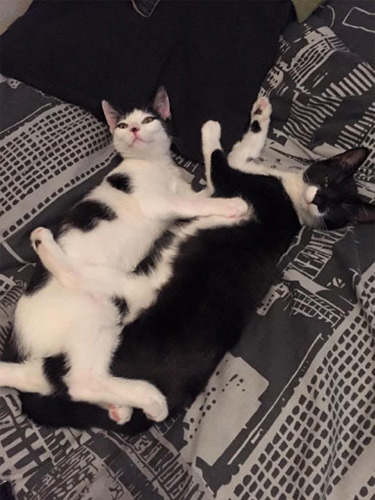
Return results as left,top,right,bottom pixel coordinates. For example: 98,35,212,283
131,127,140,133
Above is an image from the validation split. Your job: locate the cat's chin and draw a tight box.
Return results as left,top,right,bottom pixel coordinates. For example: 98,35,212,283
113,141,148,157
131,138,152,148
307,203,320,218
296,202,319,227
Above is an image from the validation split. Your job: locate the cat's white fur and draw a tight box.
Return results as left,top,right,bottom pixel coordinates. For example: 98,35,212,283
0,90,249,423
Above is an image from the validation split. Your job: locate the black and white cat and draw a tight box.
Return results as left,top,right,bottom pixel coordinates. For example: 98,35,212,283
20,98,375,433
0,88,249,424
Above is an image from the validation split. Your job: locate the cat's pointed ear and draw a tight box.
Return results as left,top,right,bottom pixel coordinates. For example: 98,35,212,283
351,201,375,224
152,87,171,120
331,147,369,176
102,100,121,134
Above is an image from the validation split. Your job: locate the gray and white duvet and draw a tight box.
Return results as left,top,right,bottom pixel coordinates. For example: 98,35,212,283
0,3,374,499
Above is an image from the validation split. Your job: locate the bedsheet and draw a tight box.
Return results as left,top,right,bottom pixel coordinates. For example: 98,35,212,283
0,4,374,499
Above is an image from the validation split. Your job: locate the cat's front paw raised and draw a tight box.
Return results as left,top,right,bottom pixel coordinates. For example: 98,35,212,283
251,97,272,122
220,197,250,219
201,120,222,157
201,120,221,142
30,227,54,253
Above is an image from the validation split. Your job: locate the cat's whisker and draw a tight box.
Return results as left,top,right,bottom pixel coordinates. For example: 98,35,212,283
319,216,328,231
170,136,182,147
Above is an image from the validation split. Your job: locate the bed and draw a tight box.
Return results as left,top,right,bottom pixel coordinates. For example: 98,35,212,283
0,1,374,499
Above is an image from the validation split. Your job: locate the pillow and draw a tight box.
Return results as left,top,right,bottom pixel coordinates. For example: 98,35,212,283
260,12,375,199
0,0,292,161
291,0,324,22
315,0,374,64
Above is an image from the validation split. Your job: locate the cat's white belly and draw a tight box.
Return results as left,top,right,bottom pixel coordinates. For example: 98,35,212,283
14,280,119,358
59,216,166,271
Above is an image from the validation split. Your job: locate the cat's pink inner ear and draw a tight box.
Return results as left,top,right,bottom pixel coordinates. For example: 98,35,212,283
152,87,171,120
102,100,120,134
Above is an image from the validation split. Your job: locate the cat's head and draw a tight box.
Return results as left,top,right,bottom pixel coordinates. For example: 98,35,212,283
301,148,374,229
102,87,172,159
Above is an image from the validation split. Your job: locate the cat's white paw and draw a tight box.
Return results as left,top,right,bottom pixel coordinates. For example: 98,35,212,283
30,226,80,291
30,227,54,253
220,197,250,219
251,97,272,122
108,404,133,425
143,392,169,422
201,120,221,143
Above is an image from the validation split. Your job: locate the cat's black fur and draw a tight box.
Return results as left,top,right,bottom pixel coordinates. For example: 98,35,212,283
24,263,51,296
106,173,133,193
133,229,176,276
64,199,117,232
20,147,373,434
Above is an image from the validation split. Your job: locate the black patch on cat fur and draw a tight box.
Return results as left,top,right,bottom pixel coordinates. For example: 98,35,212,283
111,296,129,324
24,261,51,296
250,120,261,133
64,200,117,232
133,229,176,275
43,355,69,396
145,104,175,142
107,173,132,194
134,219,191,276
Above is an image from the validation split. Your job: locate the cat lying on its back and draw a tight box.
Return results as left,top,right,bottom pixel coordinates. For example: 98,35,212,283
0,87,248,424
20,97,375,433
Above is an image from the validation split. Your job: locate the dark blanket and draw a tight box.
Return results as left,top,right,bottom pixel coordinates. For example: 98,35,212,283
0,0,292,161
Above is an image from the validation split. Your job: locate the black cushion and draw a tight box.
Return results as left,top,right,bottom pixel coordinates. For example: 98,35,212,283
0,0,292,161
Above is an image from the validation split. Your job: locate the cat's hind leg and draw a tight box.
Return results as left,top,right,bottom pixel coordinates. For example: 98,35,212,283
30,227,81,290
65,326,168,422
0,359,52,395
67,373,168,422
30,227,126,296
228,96,272,170
108,404,133,425
31,228,156,310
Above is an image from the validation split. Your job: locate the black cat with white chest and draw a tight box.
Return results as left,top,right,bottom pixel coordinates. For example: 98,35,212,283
20,98,375,433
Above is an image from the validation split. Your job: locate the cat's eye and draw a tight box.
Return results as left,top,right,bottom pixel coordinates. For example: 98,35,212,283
117,122,128,129
142,116,156,124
